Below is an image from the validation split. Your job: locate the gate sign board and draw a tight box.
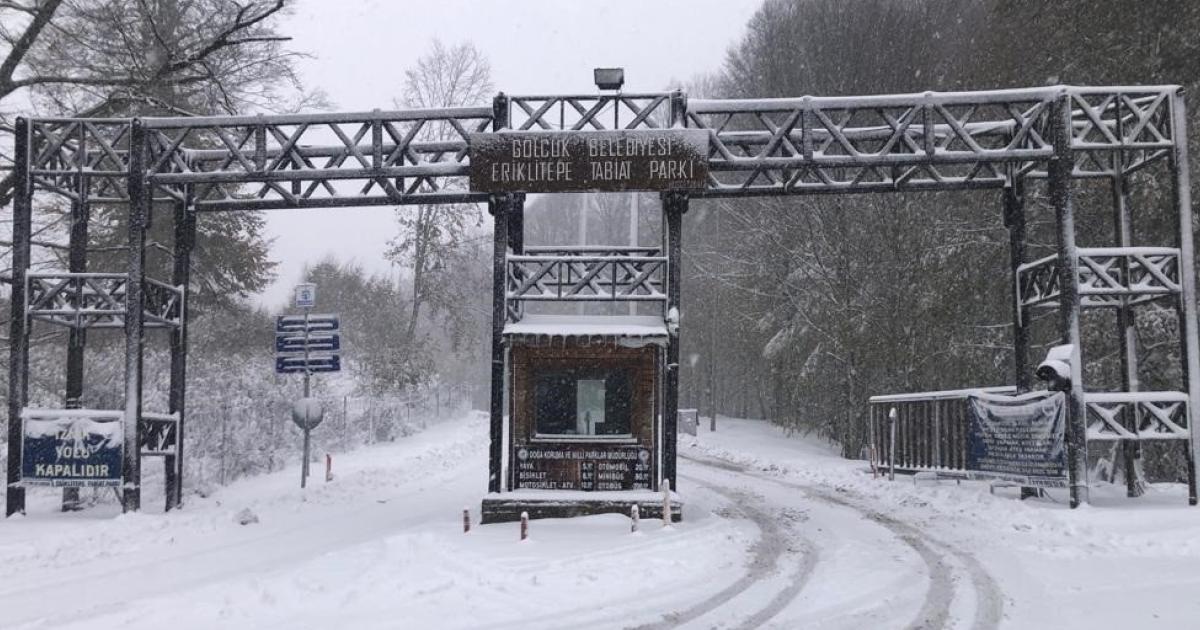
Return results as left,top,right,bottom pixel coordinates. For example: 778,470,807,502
21,412,122,487
514,445,652,491
966,392,1068,487
469,129,709,193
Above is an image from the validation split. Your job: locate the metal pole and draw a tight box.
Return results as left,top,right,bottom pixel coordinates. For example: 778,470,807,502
1168,90,1200,506
122,119,149,512
6,118,32,517
708,207,720,432
301,308,310,488
62,182,90,512
630,192,639,317
661,191,686,491
1110,172,1144,497
487,192,511,494
888,407,897,481
1048,93,1089,508
1004,181,1031,392
166,192,195,511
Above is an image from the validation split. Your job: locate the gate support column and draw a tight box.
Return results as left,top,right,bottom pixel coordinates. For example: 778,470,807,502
1049,93,1089,508
1004,181,1031,392
487,193,513,494
62,184,91,512
1168,90,1200,506
6,118,32,517
661,192,687,492
166,192,196,511
122,120,148,513
1111,172,1144,497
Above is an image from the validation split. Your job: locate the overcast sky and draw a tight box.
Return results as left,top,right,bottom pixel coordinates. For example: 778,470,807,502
258,0,760,308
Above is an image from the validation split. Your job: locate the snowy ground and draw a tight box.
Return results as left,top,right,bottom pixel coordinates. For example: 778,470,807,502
1,413,1197,629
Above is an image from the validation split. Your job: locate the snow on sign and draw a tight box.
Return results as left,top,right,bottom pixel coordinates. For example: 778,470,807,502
275,354,341,374
469,129,709,193
275,314,339,334
20,410,122,487
275,333,340,353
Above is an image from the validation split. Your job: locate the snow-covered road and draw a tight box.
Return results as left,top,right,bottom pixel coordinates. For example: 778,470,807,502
1,412,1197,629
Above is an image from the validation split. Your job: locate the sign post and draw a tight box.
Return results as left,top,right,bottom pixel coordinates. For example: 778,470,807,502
275,283,341,489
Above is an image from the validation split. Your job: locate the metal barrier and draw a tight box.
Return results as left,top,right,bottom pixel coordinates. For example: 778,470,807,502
867,386,1016,478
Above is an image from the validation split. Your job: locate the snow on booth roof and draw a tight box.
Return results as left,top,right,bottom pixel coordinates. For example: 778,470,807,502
503,314,668,345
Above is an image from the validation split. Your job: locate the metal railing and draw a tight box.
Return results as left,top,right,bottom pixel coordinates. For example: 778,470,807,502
867,386,1016,477
505,247,666,318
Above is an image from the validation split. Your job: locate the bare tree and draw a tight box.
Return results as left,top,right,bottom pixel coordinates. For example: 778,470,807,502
385,40,492,385
0,0,322,204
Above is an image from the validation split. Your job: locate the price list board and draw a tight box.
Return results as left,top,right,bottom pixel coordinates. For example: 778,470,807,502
514,445,652,491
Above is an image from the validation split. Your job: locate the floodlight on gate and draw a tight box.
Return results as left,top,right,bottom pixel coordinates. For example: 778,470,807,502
594,67,625,91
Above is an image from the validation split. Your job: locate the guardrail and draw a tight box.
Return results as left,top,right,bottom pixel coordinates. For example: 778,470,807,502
867,386,1017,477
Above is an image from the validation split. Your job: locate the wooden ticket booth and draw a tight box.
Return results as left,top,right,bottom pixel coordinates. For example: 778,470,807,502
474,110,704,523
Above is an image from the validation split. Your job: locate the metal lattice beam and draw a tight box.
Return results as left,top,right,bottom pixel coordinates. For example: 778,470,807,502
1018,247,1181,310
26,272,183,329
506,248,667,305
1085,392,1190,441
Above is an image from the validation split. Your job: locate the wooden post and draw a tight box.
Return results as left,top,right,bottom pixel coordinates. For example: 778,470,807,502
6,118,32,517
166,193,195,511
122,119,149,513
661,192,686,491
1048,93,1089,508
1168,90,1200,506
487,193,511,494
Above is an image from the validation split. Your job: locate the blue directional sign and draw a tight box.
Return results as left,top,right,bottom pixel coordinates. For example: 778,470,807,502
275,354,341,374
276,314,340,334
275,333,340,353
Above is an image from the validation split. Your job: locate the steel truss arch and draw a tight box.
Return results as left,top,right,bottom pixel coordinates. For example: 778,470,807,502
6,82,1198,517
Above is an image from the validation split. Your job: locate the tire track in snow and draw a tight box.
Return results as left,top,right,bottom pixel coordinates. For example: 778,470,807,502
684,452,1004,630
626,475,818,630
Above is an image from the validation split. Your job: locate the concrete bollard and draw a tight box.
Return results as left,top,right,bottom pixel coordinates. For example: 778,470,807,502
325,454,333,482
463,507,471,533
520,511,529,541
631,504,640,533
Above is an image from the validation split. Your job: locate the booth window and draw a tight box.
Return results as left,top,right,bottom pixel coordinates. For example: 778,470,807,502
534,367,633,437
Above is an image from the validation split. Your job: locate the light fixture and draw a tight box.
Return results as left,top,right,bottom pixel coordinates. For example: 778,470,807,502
593,67,625,91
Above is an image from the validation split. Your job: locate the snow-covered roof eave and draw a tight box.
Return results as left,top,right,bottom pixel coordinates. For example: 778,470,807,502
504,314,669,347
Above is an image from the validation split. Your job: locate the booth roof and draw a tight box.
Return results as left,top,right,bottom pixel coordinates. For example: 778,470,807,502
502,314,669,340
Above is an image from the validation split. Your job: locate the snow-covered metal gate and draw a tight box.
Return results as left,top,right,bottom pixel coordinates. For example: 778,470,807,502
7,85,1199,515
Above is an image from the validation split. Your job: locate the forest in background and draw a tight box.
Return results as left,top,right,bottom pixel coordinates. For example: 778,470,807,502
676,0,1200,487
2,0,1200,498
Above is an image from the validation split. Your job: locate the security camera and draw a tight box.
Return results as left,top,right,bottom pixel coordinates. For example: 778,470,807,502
1036,344,1074,390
